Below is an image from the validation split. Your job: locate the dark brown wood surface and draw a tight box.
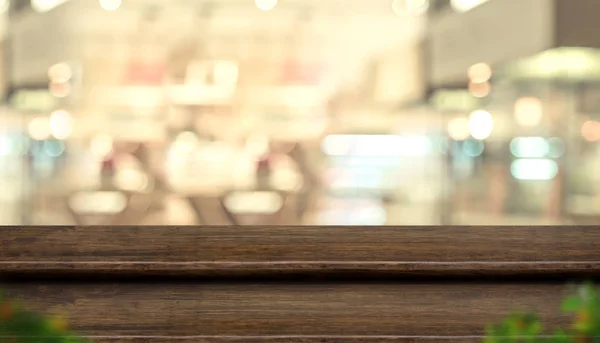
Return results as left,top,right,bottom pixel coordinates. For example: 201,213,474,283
84,337,565,343
82,338,488,343
3,226,598,343
2,226,600,276
0,282,573,337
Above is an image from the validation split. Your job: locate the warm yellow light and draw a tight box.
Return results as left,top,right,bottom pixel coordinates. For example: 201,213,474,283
447,117,471,141
213,62,239,87
469,110,494,140
28,117,51,141
468,63,492,83
392,0,430,16
90,134,114,158
224,191,284,214
114,169,149,192
49,81,71,98
0,0,9,13
255,0,277,11
450,0,490,12
468,81,491,98
31,0,68,12
171,131,199,155
48,63,72,83
245,134,270,157
514,97,543,127
99,0,121,11
582,120,600,142
49,110,73,140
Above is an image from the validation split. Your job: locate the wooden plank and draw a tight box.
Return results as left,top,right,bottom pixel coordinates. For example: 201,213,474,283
84,337,578,343
2,226,600,276
0,282,573,337
83,338,575,343
82,337,488,343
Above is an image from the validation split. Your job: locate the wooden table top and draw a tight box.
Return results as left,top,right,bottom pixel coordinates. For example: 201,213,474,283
2,225,599,342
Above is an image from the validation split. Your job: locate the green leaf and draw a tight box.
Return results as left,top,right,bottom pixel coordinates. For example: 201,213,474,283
525,321,542,336
0,289,89,343
485,323,497,336
561,295,582,312
551,329,569,342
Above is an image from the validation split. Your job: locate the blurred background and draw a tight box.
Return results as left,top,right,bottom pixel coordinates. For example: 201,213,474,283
1,0,600,226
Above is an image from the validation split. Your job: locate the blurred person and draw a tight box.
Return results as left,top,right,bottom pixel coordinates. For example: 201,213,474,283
20,148,36,225
255,152,272,190
288,143,319,220
133,142,167,209
131,143,157,183
100,151,117,190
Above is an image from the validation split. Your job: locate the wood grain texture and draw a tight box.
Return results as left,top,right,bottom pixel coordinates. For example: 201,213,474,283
2,226,600,276
0,283,574,337
81,337,574,343
70,337,504,343
2,226,594,342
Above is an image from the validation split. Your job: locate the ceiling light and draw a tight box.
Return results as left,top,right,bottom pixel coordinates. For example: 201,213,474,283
392,0,430,16
31,0,69,12
451,0,490,13
255,0,278,11
99,0,122,11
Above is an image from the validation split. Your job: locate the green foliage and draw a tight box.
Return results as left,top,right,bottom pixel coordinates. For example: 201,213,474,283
485,282,600,343
0,291,88,343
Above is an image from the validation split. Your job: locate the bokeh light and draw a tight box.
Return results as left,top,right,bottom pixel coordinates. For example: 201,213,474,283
468,80,491,98
0,0,9,13
451,0,490,12
462,138,484,157
114,168,150,192
509,137,549,158
392,0,430,16
213,62,239,87
514,97,543,127
468,110,494,140
28,117,51,141
467,63,492,83
447,117,470,141
31,0,68,13
48,63,73,83
511,159,558,180
99,0,122,11
548,137,565,158
90,134,114,158
49,81,72,98
581,120,600,142
3,0,594,227
255,0,278,11
49,110,73,140
43,140,66,157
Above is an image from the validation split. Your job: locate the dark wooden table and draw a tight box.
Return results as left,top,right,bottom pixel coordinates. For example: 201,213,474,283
2,226,600,342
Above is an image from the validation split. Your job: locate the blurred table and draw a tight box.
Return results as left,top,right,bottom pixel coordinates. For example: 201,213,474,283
177,184,302,226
